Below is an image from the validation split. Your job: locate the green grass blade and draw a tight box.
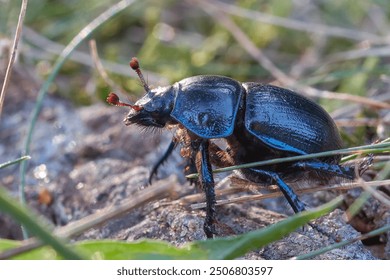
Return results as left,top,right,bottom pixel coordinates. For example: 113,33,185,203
75,240,208,260
0,156,30,170
0,197,342,260
0,187,84,259
186,141,390,179
192,196,343,259
0,239,208,260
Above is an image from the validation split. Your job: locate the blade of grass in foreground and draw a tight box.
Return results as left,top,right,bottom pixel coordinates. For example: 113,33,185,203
0,187,83,259
192,196,343,259
78,196,342,260
0,196,342,260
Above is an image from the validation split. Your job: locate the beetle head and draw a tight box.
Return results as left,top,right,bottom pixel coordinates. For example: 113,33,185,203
106,57,175,128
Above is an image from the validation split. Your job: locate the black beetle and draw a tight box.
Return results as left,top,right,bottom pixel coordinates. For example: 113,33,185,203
107,57,369,238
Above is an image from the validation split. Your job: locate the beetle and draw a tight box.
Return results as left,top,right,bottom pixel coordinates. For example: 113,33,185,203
107,57,370,238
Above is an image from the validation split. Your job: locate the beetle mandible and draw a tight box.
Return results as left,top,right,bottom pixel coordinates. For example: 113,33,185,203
107,57,369,238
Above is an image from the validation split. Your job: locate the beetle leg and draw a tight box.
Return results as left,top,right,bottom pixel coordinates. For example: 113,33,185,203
196,140,217,238
357,153,374,176
248,168,306,213
291,161,356,179
148,140,176,184
249,169,338,239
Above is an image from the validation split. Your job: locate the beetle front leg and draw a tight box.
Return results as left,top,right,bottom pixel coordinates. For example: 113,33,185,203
196,139,217,238
149,140,176,184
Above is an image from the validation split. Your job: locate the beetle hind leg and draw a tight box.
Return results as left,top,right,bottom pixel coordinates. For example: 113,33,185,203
248,168,306,213
292,160,355,179
291,156,373,180
248,168,339,240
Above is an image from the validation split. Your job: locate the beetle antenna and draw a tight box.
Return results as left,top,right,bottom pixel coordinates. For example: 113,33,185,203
129,57,150,93
106,92,142,111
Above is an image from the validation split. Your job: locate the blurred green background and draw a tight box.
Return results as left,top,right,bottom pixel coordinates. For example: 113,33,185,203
1,0,389,144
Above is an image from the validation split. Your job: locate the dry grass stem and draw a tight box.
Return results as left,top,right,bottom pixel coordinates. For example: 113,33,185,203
22,27,167,85
189,179,390,209
89,39,128,96
0,0,29,117
211,0,389,44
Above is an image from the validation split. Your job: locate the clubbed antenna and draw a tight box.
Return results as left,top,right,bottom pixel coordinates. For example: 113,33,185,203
106,92,142,111
129,57,150,92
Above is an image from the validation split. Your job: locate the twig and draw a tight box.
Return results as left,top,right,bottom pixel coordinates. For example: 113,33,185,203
189,179,390,210
335,118,389,127
330,92,390,119
327,46,390,63
210,0,388,44
194,0,390,110
344,159,390,221
22,27,166,85
0,0,29,117
357,178,390,207
55,175,178,238
89,39,127,96
0,175,179,259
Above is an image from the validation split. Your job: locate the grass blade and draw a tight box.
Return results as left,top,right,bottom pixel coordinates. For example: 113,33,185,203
0,156,30,170
187,140,390,179
0,187,83,259
192,196,343,259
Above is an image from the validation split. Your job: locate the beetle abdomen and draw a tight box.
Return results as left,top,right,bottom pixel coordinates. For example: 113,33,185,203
243,83,343,155
171,75,243,139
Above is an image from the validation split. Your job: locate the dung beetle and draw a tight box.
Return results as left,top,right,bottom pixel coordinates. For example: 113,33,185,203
107,57,370,238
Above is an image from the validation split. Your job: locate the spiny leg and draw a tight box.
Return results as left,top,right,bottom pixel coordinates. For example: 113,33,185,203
148,140,176,184
249,168,335,239
248,168,306,213
196,140,217,238
289,160,360,239
291,155,373,180
291,160,355,179
357,153,374,176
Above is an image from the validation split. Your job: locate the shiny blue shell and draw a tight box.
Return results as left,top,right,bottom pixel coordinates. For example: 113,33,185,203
243,83,343,155
171,75,243,138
